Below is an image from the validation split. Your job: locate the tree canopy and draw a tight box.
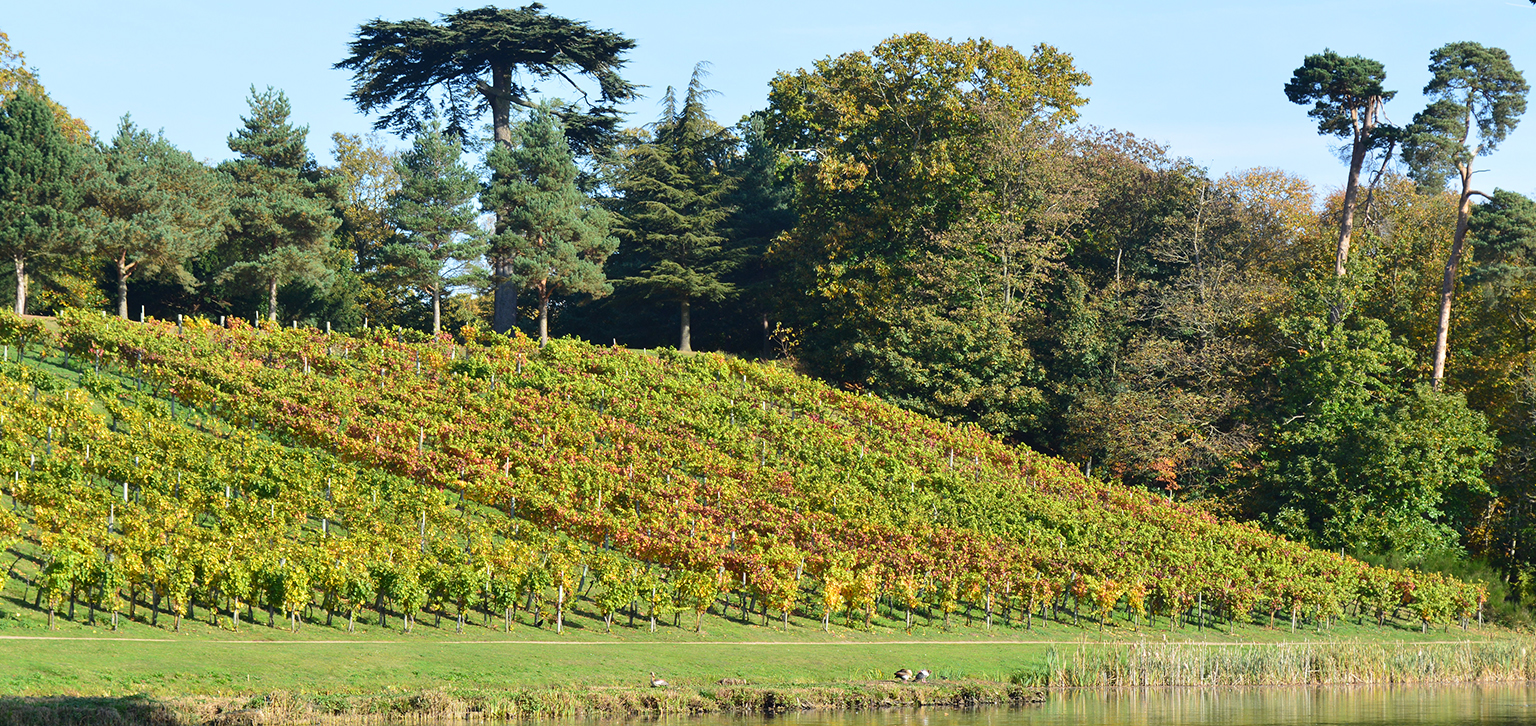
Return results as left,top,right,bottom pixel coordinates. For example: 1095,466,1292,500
335,3,636,155
0,89,83,315
483,103,616,344
217,87,341,321
88,116,229,319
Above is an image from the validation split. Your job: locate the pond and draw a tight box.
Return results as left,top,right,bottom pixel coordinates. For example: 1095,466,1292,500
642,686,1536,726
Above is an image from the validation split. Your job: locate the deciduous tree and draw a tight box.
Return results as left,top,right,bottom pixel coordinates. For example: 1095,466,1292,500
1257,312,1495,556
329,132,405,328
0,32,88,142
765,33,1089,385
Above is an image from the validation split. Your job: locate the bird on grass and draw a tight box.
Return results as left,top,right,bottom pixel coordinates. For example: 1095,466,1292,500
894,668,914,682
915,669,931,683
650,672,668,688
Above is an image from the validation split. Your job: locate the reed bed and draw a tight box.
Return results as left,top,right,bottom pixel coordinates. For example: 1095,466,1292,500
0,682,1039,725
1015,640,1536,687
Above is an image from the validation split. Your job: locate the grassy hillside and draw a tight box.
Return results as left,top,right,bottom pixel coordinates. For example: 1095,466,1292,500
0,308,1493,655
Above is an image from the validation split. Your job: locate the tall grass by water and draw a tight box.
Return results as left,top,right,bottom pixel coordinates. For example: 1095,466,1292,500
1016,640,1536,687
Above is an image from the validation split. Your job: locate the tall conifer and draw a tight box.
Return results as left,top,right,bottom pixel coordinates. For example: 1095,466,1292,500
218,87,340,321
612,68,736,353
0,89,81,315
336,6,636,334
484,103,616,345
385,122,484,333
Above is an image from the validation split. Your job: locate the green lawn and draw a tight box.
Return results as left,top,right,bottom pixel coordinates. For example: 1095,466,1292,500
0,534,1513,700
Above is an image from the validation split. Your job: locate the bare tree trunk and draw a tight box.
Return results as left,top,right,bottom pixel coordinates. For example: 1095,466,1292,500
1336,147,1365,279
484,64,514,150
117,252,134,319
1335,105,1378,279
13,257,26,316
268,277,280,321
679,298,691,353
1432,187,1477,389
538,285,550,347
761,312,770,358
1328,105,1378,325
432,285,442,334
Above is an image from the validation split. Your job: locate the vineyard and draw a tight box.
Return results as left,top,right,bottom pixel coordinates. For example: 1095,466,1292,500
0,309,1486,640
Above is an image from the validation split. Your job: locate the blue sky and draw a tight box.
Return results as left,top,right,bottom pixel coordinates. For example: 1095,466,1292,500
6,0,1536,197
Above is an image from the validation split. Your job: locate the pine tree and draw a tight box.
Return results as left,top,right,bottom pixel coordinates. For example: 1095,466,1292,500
88,116,229,319
218,87,341,321
612,68,737,353
484,103,616,345
0,89,82,315
384,122,485,333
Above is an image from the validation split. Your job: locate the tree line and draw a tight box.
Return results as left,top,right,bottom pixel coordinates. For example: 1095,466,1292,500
5,13,1536,613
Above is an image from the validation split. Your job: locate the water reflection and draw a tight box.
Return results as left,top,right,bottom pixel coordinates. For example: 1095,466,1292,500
628,686,1536,726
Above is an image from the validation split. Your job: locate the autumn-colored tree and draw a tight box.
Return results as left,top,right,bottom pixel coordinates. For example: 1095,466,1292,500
766,33,1089,386
0,32,88,142
330,132,404,327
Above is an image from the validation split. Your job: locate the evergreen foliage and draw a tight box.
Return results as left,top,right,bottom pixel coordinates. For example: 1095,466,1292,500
383,122,485,333
336,4,637,334
1468,189,1536,294
1285,49,1395,282
0,89,83,315
12,23,1536,605
87,116,229,319
483,103,616,345
611,68,738,353
217,87,342,321
715,113,795,354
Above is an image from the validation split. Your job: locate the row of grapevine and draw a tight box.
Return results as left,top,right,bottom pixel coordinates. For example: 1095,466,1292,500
0,309,1486,635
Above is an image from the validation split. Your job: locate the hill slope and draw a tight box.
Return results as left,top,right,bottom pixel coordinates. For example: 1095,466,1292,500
0,310,1481,638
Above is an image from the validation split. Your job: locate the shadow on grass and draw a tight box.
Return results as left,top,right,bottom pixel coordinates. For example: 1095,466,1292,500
0,695,183,726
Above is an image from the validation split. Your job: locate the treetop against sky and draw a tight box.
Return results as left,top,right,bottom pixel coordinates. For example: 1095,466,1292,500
4,1,1536,194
